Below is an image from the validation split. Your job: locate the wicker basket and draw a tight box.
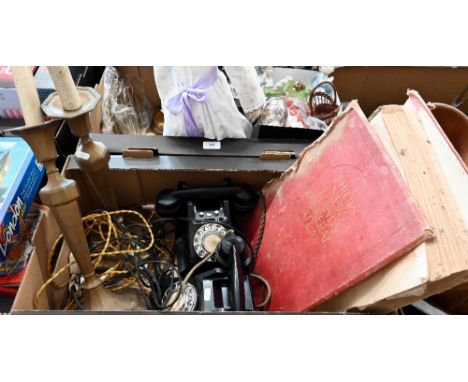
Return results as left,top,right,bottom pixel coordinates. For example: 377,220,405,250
308,81,339,125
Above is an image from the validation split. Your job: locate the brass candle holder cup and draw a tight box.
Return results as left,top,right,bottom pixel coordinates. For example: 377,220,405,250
42,87,118,211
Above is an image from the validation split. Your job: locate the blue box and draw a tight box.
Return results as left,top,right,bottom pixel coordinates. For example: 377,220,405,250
0,137,45,267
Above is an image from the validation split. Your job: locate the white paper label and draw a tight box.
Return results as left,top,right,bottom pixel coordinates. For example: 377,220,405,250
204,287,212,301
203,141,221,150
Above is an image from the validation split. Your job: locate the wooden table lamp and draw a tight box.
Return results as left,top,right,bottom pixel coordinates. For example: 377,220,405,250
9,66,141,311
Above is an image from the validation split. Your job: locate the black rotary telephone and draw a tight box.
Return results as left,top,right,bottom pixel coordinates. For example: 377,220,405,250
156,179,259,311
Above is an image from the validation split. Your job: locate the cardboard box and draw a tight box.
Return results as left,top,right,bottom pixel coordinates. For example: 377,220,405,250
11,136,310,312
334,66,468,116
0,137,45,274
11,66,468,312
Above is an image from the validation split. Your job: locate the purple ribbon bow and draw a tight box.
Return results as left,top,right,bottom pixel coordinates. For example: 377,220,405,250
166,67,219,137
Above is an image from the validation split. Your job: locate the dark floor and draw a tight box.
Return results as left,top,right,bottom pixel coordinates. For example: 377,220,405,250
0,297,14,313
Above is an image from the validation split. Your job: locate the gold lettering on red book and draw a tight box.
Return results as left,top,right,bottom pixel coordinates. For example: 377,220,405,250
304,175,356,245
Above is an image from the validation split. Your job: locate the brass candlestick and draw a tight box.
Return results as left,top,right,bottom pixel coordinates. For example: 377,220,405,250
42,66,118,211
10,66,142,311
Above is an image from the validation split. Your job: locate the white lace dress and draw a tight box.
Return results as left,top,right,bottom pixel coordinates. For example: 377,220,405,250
154,66,265,140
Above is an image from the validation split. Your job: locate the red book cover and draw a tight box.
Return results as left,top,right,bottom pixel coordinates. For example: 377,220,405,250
252,102,431,311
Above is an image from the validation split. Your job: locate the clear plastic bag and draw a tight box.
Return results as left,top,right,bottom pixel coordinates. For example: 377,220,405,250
102,66,153,135
260,96,328,131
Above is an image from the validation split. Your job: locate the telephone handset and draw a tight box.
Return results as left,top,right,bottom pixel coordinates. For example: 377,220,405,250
220,235,246,311
156,180,258,311
157,184,259,216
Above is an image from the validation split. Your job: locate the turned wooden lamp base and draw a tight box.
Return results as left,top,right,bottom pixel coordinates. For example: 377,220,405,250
83,275,145,311
9,119,143,311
